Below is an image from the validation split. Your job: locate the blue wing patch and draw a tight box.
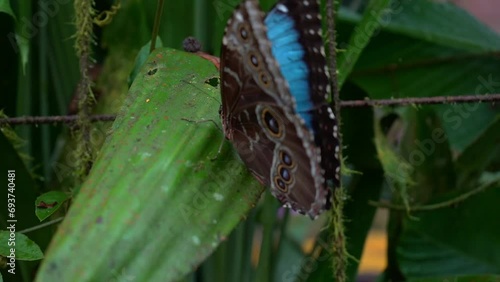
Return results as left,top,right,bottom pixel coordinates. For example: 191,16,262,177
264,4,313,129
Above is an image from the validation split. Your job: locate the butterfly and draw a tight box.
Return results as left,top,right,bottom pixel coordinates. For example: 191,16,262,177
219,0,340,219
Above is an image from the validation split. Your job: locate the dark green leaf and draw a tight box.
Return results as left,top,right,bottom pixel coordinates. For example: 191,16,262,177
455,116,500,190
388,0,500,51
35,191,69,221
128,37,164,87
0,0,15,19
399,107,456,201
337,0,393,87
0,231,43,261
36,48,264,281
397,187,500,278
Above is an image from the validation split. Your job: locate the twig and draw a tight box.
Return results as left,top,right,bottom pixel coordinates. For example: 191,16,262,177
1,93,499,126
150,0,165,53
74,0,96,177
19,217,65,234
326,0,347,281
340,93,500,107
0,114,116,126
368,182,493,211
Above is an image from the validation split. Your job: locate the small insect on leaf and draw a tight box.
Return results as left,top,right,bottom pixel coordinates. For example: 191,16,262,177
37,201,58,209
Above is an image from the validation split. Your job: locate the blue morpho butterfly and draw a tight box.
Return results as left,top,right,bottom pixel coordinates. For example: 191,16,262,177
220,0,340,219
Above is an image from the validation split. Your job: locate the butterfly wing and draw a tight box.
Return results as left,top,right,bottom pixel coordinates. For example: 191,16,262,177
265,0,341,189
230,102,329,217
220,0,339,218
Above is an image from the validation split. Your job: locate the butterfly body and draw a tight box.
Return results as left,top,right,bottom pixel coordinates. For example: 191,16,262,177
220,0,340,218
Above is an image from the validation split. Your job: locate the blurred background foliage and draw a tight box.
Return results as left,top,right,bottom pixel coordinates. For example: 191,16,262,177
0,0,499,281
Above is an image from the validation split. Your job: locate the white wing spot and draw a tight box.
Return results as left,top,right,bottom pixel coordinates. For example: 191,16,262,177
320,46,326,57
327,107,335,119
276,3,288,13
235,12,243,22
303,0,310,6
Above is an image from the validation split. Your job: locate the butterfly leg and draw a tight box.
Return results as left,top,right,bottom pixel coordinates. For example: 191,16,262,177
180,117,222,132
180,117,226,161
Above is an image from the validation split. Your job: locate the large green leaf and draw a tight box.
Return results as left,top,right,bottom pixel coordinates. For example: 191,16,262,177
0,0,15,19
36,48,264,281
337,0,393,87
455,117,500,190
339,0,500,51
0,232,43,261
387,108,500,278
397,186,500,277
338,0,500,98
337,1,500,153
399,107,456,201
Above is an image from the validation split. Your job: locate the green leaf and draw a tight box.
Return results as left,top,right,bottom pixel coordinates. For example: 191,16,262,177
35,191,70,221
0,231,44,261
338,0,500,52
339,0,500,104
455,116,500,190
436,103,498,153
128,37,164,87
399,107,456,201
337,0,392,87
0,0,15,20
397,187,500,278
387,0,500,51
340,8,500,152
36,48,264,281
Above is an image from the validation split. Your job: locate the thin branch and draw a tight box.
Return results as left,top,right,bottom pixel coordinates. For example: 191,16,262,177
0,114,116,126
74,0,96,177
19,217,65,234
150,0,165,53
340,93,500,108
326,0,347,281
368,181,493,211
1,93,499,126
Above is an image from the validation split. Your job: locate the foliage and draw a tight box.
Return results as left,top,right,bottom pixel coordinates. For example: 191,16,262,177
0,0,499,281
